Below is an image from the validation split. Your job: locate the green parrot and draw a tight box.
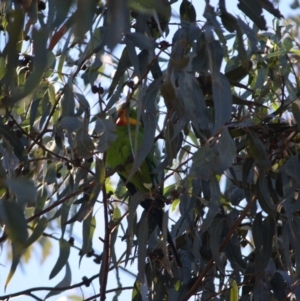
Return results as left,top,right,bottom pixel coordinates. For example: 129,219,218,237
106,106,181,267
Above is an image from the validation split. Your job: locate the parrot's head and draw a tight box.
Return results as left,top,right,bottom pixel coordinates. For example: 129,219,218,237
116,107,138,126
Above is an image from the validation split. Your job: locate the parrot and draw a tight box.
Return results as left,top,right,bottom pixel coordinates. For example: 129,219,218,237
106,106,182,267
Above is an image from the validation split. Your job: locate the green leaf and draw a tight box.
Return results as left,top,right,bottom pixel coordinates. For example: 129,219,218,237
237,0,266,30
281,156,300,183
191,145,214,181
68,159,105,224
46,262,72,299
0,199,28,246
126,38,140,77
212,127,236,173
132,280,143,301
247,131,271,171
203,3,226,48
201,177,221,233
125,32,156,50
34,186,48,215
72,0,98,43
224,232,246,269
292,100,300,131
137,213,148,283
282,222,292,274
180,0,196,23
261,216,275,272
58,116,83,132
257,172,277,218
127,191,145,265
210,217,225,274
51,0,74,29
78,27,104,66
81,214,96,258
212,73,233,134
292,218,300,278
260,0,283,19
45,162,62,184
253,213,275,275
192,33,209,73
105,0,130,49
205,27,224,74
113,206,121,221
127,79,160,182
252,212,263,274
0,124,27,161
237,18,258,54
164,121,183,166
3,9,24,100
29,98,41,129
107,47,131,99
270,272,289,300
61,79,75,116
95,118,117,152
26,217,48,247
49,239,71,279
74,128,95,159
0,56,5,80
11,29,49,105
5,178,37,208
226,63,252,82
74,93,91,117
219,2,237,33
5,242,23,289
178,72,209,132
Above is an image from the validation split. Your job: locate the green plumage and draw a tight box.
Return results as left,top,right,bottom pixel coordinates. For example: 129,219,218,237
106,125,156,192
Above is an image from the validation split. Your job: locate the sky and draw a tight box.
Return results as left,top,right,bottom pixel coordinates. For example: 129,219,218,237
0,1,298,301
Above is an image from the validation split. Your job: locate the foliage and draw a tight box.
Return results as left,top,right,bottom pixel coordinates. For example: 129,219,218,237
0,0,299,300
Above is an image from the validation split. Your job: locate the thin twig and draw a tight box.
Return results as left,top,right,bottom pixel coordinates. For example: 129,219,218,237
84,286,134,301
0,274,99,300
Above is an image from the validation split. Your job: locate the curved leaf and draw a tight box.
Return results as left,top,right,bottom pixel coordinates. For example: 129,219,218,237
5,178,37,208
212,73,232,134
46,262,72,299
49,239,71,279
0,199,28,246
26,217,48,248
137,213,148,283
180,0,196,23
209,217,225,273
237,0,267,30
5,242,23,289
127,79,160,182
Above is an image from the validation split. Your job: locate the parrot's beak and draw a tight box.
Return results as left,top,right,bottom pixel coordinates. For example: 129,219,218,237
116,108,138,126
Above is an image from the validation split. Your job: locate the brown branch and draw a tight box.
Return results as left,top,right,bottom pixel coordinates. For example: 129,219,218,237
0,274,99,300
84,286,134,301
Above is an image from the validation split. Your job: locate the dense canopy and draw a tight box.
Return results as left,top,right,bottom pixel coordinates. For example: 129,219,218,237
0,0,300,300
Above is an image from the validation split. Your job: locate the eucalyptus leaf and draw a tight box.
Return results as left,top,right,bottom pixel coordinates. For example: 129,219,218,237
49,239,71,279
5,178,37,208
237,0,267,30
0,199,28,246
46,262,72,299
